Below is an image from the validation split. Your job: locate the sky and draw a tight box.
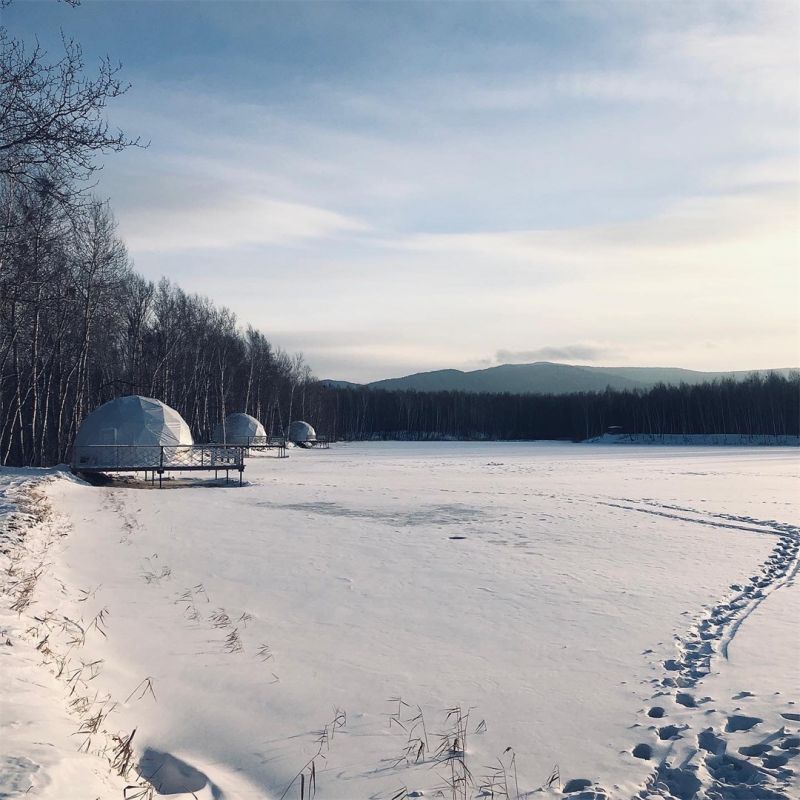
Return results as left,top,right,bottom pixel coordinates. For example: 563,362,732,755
4,0,799,382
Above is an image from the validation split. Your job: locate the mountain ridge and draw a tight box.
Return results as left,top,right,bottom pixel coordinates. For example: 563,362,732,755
320,362,797,396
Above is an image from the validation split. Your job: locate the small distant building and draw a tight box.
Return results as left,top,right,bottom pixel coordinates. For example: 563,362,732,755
212,413,267,445
607,425,625,435
72,396,193,468
288,420,317,444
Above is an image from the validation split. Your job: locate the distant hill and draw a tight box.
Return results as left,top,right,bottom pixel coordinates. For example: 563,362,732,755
330,362,797,396
318,379,361,389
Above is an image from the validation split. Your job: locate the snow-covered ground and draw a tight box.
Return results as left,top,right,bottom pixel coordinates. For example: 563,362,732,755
1,442,798,799
589,433,800,446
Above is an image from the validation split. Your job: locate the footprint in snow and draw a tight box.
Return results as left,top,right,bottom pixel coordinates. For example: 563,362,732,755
762,752,791,768
138,749,223,798
738,742,772,757
697,728,726,755
657,724,681,741
780,736,800,749
0,755,40,794
562,777,592,793
725,714,763,733
632,743,652,760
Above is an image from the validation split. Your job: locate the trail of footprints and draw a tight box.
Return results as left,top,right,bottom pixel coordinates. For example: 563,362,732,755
104,488,799,798
561,510,799,798
662,527,798,692
626,514,800,800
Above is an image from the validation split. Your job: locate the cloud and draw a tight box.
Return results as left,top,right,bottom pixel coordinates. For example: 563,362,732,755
495,345,611,364
378,182,798,285
122,191,366,253
55,0,798,382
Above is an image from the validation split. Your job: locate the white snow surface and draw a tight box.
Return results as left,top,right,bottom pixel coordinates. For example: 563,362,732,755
1,442,798,799
590,433,799,446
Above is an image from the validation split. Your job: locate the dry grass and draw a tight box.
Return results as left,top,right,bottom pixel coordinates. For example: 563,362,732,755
140,557,171,585
435,705,475,800
1,478,158,799
223,627,244,654
544,763,561,790
256,642,274,661
123,784,154,800
124,677,157,704
477,747,520,799
110,728,137,776
175,587,201,621
380,702,552,800
210,608,232,628
280,707,348,800
9,566,44,612
386,698,431,768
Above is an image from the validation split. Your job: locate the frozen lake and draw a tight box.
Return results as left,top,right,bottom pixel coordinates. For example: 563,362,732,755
2,442,798,799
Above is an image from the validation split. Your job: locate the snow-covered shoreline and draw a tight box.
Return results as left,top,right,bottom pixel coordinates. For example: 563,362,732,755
1,443,798,799
587,433,800,446
0,470,133,797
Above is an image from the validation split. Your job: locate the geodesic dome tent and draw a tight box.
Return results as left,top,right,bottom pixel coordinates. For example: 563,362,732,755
288,420,316,444
72,395,193,469
212,413,266,445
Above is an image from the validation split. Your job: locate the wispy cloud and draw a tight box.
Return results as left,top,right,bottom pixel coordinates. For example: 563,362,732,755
495,345,612,364
18,0,794,381
123,192,365,253
382,183,797,279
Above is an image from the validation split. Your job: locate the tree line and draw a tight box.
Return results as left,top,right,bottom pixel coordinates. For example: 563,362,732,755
0,181,315,466
303,373,799,443
2,4,796,467
0,4,314,466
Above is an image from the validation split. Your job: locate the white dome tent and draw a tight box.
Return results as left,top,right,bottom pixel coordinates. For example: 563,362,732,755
288,420,317,445
72,395,193,469
212,413,266,445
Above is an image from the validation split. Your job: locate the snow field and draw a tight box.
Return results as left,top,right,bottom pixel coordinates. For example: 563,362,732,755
1,442,798,799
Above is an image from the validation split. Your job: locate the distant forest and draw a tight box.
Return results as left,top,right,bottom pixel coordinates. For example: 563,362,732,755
2,176,797,467
0,6,313,467
305,373,800,443
1,8,797,467
0,174,316,465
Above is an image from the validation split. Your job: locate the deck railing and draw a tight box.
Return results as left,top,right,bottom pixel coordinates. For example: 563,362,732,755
246,435,288,456
71,444,246,485
206,435,288,457
296,435,330,449
247,435,287,447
